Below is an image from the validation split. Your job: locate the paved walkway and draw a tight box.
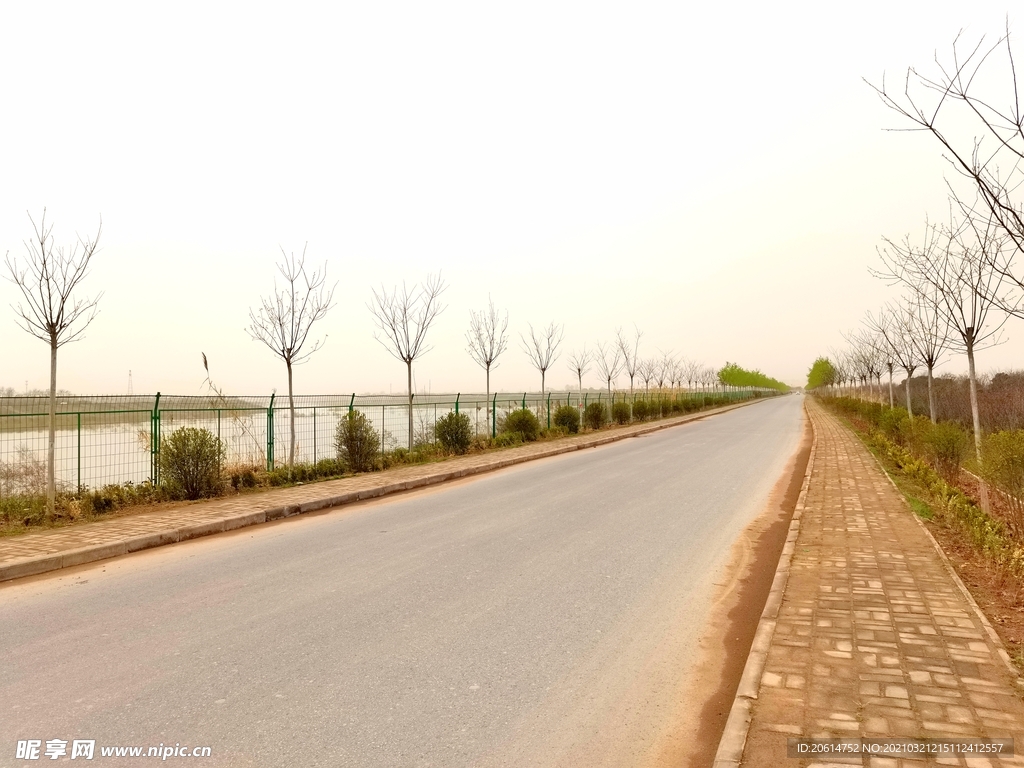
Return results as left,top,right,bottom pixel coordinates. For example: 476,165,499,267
737,399,1024,767
0,400,755,583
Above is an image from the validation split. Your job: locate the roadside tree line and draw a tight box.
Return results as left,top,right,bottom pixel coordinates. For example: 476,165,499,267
5,215,782,517
811,26,1024,467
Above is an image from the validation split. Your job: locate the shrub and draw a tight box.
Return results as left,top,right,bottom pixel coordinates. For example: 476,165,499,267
584,402,607,430
880,407,912,446
314,458,345,478
335,411,380,472
982,430,1024,539
611,401,631,425
553,405,580,434
436,411,473,454
493,431,522,448
631,400,650,421
671,400,683,413
922,422,971,482
503,408,540,442
229,467,259,489
159,427,225,500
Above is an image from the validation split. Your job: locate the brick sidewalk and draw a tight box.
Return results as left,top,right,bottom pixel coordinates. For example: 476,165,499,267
0,399,756,583
737,399,1024,767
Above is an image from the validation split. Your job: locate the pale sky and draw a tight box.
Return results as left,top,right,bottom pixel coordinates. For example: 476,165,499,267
2,1,1023,396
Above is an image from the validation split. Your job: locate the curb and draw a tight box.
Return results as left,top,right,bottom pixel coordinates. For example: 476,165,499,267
0,397,772,584
712,399,818,768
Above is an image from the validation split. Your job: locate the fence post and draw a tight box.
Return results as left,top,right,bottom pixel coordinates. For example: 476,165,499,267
151,392,161,485
547,392,551,429
267,393,275,472
76,412,82,494
348,393,355,415
522,393,526,410
313,407,317,464
455,393,460,415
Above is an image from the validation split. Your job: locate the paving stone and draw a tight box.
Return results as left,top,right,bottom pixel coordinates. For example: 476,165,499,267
739,400,1024,768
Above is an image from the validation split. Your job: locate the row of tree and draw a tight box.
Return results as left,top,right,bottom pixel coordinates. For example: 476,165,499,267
810,27,1024,466
4,217,751,514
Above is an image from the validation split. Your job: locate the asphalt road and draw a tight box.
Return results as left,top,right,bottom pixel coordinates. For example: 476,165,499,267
1,395,804,767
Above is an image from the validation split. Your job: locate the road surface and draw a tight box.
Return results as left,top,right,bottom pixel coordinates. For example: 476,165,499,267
1,395,804,767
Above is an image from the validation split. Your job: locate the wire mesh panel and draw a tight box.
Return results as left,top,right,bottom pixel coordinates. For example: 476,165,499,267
1,388,771,493
1,396,155,495
158,396,272,474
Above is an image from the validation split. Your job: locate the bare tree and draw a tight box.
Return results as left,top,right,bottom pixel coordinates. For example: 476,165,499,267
369,273,448,450
656,351,674,392
879,206,1017,459
566,346,594,396
595,341,624,403
520,322,564,394
616,326,643,395
637,358,657,395
683,358,701,391
466,296,508,423
869,30,1024,263
6,209,102,515
908,291,950,422
247,245,336,471
874,304,920,416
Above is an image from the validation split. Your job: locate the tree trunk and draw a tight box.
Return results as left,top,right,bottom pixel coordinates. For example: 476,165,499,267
47,337,57,517
926,364,936,424
888,367,894,408
966,336,989,512
541,368,545,395
287,360,296,474
966,338,983,463
407,360,414,451
485,364,491,426
904,370,913,418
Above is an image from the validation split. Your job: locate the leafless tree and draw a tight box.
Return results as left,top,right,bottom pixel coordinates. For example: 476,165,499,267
520,322,564,394
369,273,448,450
869,30,1024,262
566,346,594,397
858,315,896,406
699,365,718,391
248,245,336,471
616,326,643,395
637,357,657,395
594,341,624,403
669,358,685,391
827,347,850,394
880,207,1016,458
6,209,102,514
872,304,921,416
656,351,674,392
908,291,950,422
682,358,701,391
466,296,508,423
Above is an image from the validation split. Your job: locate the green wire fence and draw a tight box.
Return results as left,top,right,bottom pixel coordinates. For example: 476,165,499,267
0,388,770,495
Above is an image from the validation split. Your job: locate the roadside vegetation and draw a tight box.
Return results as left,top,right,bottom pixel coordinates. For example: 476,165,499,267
820,395,1024,669
0,387,775,536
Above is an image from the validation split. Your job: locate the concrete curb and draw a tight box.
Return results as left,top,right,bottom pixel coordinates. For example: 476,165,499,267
712,399,818,768
0,397,771,584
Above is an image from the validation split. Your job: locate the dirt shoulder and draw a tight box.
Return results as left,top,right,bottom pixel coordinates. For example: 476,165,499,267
647,407,813,767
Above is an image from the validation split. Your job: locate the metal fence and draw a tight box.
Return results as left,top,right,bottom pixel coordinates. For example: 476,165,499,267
0,388,770,494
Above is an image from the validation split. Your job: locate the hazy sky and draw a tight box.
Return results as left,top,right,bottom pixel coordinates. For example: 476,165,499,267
2,2,1023,396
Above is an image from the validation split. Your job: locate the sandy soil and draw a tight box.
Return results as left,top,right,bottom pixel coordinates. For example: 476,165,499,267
645,410,813,768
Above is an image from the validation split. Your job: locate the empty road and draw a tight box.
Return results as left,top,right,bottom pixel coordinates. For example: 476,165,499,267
1,395,804,767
